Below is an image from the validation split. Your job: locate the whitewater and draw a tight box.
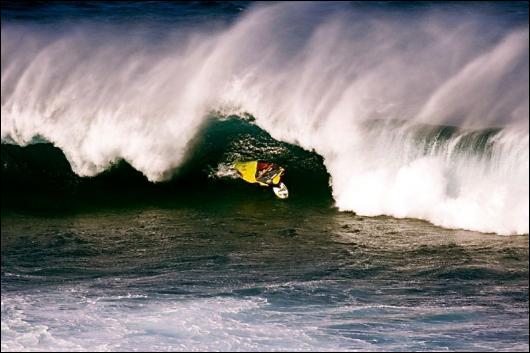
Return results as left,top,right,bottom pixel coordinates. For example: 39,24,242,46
1,2,528,235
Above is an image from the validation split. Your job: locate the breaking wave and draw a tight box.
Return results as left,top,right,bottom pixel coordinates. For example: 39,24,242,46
1,2,528,235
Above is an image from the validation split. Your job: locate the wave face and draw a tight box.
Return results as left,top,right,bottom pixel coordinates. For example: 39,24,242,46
1,2,528,235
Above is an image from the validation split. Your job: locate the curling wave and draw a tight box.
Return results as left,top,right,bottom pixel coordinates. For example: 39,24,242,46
1,2,528,234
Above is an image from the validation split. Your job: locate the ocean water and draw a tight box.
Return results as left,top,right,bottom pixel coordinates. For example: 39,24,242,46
1,1,529,351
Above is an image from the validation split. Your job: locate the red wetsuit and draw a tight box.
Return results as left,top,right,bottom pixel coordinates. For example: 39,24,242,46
255,161,284,185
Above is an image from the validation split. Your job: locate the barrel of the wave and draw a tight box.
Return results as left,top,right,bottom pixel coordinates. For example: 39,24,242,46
234,161,289,199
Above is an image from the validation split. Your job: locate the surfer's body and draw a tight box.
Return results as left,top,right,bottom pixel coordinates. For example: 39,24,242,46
234,161,289,199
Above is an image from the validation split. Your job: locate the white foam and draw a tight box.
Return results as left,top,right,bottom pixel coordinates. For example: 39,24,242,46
1,289,353,352
2,285,528,352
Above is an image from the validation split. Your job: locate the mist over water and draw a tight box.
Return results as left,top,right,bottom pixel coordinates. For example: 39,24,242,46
1,2,528,234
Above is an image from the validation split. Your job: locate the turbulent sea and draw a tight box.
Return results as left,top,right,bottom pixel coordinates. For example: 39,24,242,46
1,1,529,351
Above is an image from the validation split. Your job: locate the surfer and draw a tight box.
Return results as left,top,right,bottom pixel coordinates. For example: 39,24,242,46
234,160,289,199
255,161,283,185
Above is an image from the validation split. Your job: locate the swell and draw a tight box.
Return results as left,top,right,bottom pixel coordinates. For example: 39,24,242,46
1,2,528,234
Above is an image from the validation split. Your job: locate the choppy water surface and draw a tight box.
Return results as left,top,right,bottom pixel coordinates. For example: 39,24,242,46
2,199,528,351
